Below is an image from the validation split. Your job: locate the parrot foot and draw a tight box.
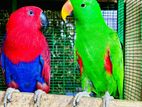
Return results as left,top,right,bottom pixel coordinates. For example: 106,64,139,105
73,91,90,107
4,87,20,107
34,89,46,107
102,91,114,107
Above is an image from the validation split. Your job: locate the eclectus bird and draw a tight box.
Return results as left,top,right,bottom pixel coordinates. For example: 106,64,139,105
61,0,124,107
1,6,51,107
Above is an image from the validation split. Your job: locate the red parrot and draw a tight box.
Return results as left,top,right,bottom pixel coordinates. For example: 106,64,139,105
0,6,50,107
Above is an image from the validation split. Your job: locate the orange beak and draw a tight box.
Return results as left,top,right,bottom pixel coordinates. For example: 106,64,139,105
61,0,73,21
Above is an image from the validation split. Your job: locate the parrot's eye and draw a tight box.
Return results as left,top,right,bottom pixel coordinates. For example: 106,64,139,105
28,10,34,16
81,3,86,8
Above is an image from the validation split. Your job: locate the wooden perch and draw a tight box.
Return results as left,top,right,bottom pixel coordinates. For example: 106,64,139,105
0,91,142,107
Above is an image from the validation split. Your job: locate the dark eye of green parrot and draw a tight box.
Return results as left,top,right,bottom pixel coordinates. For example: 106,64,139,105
81,3,86,8
28,10,34,16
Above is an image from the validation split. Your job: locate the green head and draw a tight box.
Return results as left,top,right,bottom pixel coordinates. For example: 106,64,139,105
61,0,105,24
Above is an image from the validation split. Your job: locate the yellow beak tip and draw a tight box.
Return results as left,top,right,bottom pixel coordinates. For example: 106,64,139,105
61,0,73,21
61,11,67,21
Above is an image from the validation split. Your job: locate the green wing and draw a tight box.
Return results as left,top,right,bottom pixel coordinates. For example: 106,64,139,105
109,31,124,99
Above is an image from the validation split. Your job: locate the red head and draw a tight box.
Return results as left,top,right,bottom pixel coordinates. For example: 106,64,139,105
3,6,48,64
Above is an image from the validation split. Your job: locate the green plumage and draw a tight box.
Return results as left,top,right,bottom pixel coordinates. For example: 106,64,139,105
71,0,124,99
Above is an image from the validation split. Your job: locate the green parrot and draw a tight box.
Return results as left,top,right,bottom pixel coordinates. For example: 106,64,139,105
61,0,124,107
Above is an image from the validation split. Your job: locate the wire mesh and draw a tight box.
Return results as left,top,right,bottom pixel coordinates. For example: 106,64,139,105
0,1,120,96
43,3,118,95
124,0,142,101
0,10,8,91
102,10,117,31
0,0,142,101
44,11,81,95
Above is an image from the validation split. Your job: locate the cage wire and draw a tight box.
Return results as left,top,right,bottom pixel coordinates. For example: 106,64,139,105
0,10,9,90
0,1,119,95
43,11,81,95
43,1,118,95
0,0,141,101
124,0,142,101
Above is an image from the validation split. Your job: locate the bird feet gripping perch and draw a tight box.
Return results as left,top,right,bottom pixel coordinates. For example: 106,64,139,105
73,91,90,107
34,89,46,107
4,87,20,107
72,91,113,107
102,91,114,107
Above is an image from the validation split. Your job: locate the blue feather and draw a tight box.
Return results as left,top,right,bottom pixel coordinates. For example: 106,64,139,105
1,52,46,92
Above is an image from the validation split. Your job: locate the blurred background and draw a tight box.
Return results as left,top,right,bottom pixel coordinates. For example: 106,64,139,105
0,0,141,101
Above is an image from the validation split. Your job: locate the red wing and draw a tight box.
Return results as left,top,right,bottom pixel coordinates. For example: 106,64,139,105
104,49,112,75
76,51,83,75
41,44,51,87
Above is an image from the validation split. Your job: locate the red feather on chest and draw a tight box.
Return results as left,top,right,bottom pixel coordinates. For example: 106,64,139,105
3,6,47,64
3,29,47,64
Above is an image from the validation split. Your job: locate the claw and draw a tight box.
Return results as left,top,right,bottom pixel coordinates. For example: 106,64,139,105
73,91,90,107
102,91,114,107
34,89,46,107
4,88,20,107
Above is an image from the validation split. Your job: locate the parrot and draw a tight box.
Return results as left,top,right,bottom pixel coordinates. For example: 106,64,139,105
61,0,124,107
0,6,51,107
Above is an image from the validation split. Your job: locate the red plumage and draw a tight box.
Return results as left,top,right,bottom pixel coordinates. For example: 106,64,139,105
104,50,112,74
76,51,83,75
40,43,51,93
3,6,46,64
8,81,19,89
2,6,51,93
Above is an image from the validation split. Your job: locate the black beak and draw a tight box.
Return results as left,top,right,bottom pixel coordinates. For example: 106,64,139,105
40,12,48,29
